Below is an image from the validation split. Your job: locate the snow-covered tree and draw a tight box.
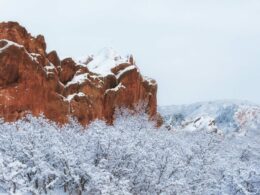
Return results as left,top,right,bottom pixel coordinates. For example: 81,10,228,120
0,106,259,194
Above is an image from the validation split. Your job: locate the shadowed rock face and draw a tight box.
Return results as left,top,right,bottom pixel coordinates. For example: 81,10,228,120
0,21,162,126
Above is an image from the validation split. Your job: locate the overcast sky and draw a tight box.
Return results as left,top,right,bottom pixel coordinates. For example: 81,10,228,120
1,0,260,105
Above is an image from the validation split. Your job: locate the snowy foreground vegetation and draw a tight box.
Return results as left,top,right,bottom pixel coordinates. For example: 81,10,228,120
0,104,260,195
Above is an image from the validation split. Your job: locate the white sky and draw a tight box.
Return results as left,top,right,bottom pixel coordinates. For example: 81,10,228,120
1,0,260,106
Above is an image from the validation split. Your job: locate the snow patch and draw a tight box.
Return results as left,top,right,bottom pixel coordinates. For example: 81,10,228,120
64,92,86,101
65,73,89,87
0,39,23,52
144,76,157,86
116,65,137,79
87,47,128,76
0,39,39,63
44,63,56,75
105,83,126,94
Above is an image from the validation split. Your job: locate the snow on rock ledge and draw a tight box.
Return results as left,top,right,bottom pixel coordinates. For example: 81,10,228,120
0,21,161,126
83,47,128,76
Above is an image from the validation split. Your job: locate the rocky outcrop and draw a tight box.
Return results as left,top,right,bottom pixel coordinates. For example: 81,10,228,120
0,21,161,126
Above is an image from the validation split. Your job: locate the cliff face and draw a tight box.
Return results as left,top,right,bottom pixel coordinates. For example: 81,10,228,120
0,22,161,125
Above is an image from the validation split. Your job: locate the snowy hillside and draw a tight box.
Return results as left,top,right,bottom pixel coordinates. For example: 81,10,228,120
159,100,260,136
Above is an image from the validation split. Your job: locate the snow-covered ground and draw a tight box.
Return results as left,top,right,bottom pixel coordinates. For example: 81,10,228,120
0,101,259,194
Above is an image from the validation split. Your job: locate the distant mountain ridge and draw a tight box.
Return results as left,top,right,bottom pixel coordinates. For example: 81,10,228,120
159,100,260,135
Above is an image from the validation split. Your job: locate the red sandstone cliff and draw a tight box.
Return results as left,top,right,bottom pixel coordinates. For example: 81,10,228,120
0,22,161,125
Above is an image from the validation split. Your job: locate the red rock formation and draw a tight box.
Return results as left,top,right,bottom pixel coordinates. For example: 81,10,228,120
0,21,161,126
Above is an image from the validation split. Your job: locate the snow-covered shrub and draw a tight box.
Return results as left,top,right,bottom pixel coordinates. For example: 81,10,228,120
0,107,259,194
